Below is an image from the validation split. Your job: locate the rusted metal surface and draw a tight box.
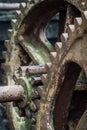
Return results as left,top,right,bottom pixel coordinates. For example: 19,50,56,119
53,63,81,130
19,65,46,76
0,3,20,10
0,85,24,102
1,0,87,130
36,1,87,130
65,0,87,11
41,74,47,84
26,65,46,75
18,0,66,65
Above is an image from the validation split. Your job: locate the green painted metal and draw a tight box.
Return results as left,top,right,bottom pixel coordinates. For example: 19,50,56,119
0,1,59,130
20,40,53,65
18,77,32,101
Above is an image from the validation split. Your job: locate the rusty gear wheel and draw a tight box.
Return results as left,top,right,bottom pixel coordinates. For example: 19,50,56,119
36,0,87,130
1,0,67,130
1,0,87,130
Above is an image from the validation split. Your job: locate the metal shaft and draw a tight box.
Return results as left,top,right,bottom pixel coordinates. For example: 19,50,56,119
0,85,24,103
0,3,20,10
20,65,46,76
26,65,46,75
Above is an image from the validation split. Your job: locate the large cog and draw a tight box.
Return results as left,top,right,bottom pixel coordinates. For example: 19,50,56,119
2,0,87,130
2,0,67,130
36,1,87,130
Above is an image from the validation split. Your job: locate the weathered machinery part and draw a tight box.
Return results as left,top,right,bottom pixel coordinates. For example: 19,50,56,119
1,66,45,130
2,0,69,130
2,29,28,130
0,3,20,10
65,0,87,12
2,0,87,130
19,65,47,76
36,1,87,130
0,85,25,103
17,0,67,64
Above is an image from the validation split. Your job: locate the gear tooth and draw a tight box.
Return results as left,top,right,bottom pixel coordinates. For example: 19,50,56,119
11,19,17,29
82,11,87,20
61,33,68,43
80,1,87,7
20,3,26,13
2,51,10,63
50,52,57,61
82,11,87,29
45,63,51,71
68,25,75,34
2,51,7,59
8,29,13,38
74,17,82,27
74,17,83,34
26,2,33,10
41,74,47,84
15,10,21,19
4,40,10,51
55,42,62,52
